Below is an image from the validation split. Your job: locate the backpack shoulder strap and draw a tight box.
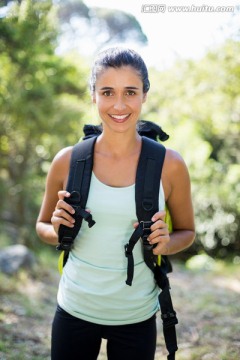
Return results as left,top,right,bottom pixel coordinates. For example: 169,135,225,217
125,137,178,359
136,136,166,272
57,136,97,254
125,137,166,283
66,136,97,200
135,136,166,221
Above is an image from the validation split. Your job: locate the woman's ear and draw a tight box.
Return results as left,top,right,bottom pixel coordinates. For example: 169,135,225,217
92,95,96,103
142,92,147,103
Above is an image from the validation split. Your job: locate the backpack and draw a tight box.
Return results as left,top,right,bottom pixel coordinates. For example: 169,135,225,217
57,120,178,360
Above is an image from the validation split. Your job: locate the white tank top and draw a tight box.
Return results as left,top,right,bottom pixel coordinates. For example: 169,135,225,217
57,172,165,325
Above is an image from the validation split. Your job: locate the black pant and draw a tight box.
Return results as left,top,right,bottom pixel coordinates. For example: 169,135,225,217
51,305,157,360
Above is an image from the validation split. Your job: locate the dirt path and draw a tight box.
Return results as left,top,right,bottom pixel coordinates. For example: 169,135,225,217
0,262,239,360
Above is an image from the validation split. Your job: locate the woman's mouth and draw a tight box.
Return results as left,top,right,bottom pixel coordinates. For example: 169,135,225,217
110,114,130,123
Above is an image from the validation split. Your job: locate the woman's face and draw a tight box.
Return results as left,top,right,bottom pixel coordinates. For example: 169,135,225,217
92,66,147,134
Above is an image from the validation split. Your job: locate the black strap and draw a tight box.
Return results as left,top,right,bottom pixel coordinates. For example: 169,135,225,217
57,136,97,254
135,136,166,219
125,137,166,282
124,221,154,285
155,262,178,358
125,137,178,359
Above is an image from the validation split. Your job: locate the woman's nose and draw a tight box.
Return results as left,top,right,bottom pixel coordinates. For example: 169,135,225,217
113,96,126,111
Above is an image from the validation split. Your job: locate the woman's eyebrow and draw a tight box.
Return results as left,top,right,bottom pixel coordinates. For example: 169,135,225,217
125,86,140,90
99,86,114,90
99,86,140,90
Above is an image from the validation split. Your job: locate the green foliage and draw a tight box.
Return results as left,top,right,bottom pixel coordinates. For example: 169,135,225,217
0,0,149,249
0,1,239,258
0,0,89,247
144,40,240,258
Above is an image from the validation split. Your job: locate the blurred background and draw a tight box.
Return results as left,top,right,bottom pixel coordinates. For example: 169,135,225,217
0,1,239,359
0,0,239,260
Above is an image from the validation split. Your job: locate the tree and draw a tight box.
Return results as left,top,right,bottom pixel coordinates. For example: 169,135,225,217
0,0,89,247
143,40,240,258
1,0,148,51
0,0,148,249
56,0,147,54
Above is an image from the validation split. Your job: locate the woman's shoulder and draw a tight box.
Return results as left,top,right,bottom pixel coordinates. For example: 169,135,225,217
53,146,73,163
48,146,73,182
164,148,188,172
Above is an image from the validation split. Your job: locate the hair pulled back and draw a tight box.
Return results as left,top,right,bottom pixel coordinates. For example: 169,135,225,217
90,47,150,95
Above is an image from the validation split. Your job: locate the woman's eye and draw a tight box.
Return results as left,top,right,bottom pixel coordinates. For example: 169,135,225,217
102,90,113,96
126,90,135,96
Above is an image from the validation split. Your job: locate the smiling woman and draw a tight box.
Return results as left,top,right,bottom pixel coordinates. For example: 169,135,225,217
36,47,195,360
90,48,148,142
92,66,147,134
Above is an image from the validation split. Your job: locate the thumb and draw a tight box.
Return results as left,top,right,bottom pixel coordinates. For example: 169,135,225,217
151,210,166,222
58,190,70,200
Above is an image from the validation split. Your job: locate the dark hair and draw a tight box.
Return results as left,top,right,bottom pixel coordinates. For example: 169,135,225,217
90,47,150,95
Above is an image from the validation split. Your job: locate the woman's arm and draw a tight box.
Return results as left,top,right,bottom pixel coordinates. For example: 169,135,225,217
36,147,75,245
148,148,195,255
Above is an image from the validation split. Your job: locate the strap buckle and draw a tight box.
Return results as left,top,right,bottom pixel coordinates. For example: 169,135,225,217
56,236,73,251
73,205,96,228
161,311,178,329
140,220,154,250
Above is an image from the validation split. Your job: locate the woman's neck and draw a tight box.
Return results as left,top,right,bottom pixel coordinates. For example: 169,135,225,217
95,130,142,158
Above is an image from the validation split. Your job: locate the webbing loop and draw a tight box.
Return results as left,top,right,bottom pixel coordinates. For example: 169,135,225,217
125,221,154,286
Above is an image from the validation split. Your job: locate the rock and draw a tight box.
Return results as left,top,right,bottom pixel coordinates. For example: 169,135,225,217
0,244,36,275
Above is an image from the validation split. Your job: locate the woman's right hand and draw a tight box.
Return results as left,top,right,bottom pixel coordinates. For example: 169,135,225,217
51,191,76,235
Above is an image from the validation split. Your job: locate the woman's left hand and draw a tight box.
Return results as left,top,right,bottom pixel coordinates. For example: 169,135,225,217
149,211,170,255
